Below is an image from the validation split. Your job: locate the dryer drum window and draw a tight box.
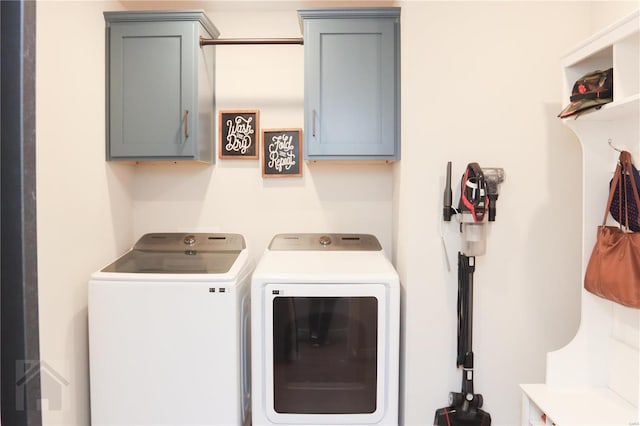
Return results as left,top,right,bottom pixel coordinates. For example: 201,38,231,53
272,296,378,414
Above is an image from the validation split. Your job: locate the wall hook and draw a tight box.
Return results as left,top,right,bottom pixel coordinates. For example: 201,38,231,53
608,138,623,153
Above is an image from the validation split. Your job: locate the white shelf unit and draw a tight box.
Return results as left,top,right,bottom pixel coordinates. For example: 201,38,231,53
521,384,637,426
521,9,640,426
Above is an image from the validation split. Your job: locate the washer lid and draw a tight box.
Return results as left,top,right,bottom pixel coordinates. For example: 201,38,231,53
268,233,381,251
101,233,245,274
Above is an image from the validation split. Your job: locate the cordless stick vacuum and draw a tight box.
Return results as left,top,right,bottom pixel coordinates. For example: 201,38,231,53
434,162,504,426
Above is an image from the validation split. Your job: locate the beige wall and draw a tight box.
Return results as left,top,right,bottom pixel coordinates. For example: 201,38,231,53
36,1,131,424
35,1,638,425
397,2,585,423
397,2,638,424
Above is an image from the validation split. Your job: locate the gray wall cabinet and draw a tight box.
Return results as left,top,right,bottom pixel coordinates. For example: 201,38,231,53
105,11,218,162
299,8,401,161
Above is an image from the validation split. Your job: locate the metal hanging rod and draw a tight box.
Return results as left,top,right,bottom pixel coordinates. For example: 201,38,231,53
200,37,303,46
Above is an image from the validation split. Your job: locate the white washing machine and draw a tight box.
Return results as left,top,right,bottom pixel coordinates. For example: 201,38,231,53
251,233,400,426
89,233,252,426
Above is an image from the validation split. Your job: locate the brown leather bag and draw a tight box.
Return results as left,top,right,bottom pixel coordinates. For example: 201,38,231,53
584,151,640,308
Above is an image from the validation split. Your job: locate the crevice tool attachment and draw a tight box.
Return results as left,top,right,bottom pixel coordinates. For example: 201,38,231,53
444,161,453,221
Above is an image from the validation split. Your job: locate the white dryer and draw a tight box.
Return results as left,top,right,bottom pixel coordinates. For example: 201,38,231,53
251,233,400,426
89,233,252,426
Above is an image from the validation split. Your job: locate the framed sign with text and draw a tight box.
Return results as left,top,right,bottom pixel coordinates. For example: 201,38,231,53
262,129,303,178
218,110,260,159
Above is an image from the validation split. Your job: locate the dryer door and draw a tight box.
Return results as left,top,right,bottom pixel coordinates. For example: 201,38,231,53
264,283,388,425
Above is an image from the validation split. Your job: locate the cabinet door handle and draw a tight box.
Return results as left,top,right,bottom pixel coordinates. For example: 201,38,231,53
312,109,316,137
183,109,189,139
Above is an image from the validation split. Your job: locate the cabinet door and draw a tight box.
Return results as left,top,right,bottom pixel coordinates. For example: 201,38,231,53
108,21,196,159
304,18,399,159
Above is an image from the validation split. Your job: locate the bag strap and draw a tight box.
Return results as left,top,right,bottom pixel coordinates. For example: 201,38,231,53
603,156,623,226
619,165,625,227
620,151,640,231
623,161,629,229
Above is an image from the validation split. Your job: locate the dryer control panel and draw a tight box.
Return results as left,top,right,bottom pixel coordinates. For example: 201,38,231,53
268,233,381,251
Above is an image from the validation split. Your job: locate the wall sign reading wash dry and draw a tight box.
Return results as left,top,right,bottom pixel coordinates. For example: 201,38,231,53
262,129,302,178
219,110,260,159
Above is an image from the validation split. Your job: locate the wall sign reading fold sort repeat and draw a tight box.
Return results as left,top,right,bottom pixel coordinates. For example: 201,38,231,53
262,129,303,178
